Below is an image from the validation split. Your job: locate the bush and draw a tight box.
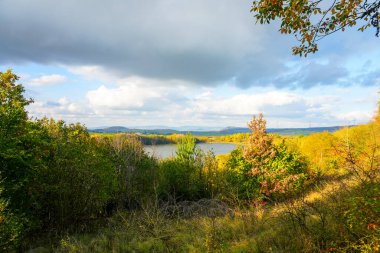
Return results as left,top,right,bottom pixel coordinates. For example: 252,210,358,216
225,148,261,200
158,134,221,201
34,119,117,230
0,190,25,251
297,132,341,175
226,114,309,200
102,134,159,209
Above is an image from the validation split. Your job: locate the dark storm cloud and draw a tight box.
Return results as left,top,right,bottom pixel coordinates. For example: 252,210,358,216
0,0,375,88
0,0,295,86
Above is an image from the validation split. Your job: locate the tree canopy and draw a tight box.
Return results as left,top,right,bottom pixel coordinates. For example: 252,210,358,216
251,0,380,56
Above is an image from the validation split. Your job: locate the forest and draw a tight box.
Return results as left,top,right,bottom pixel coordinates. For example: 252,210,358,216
1,69,379,252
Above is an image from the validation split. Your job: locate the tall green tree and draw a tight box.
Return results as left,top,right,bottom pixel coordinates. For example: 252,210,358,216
0,69,34,213
0,70,120,250
0,69,35,250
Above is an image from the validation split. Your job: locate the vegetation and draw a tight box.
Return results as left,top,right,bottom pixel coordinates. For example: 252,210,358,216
1,70,379,252
92,133,207,145
226,114,308,200
251,0,380,56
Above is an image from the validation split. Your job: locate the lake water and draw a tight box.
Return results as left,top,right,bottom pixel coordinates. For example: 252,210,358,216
144,143,237,159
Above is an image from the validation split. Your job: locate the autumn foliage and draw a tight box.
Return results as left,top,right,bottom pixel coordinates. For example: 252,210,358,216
1,70,379,252
251,0,380,56
226,113,308,199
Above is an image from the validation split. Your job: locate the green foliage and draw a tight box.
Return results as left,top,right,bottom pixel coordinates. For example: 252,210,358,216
158,134,222,201
0,70,119,248
159,134,201,200
33,119,117,229
0,188,25,252
2,70,380,252
344,183,380,234
264,142,308,196
91,133,205,145
176,133,200,164
226,114,308,200
226,148,261,200
99,134,158,208
0,70,37,249
0,69,32,133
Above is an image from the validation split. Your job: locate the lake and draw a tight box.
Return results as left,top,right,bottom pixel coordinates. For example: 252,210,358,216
144,143,237,159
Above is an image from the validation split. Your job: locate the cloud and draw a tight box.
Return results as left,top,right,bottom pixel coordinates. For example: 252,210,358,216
274,61,349,88
85,75,191,113
334,111,372,122
0,0,294,88
1,0,378,89
25,78,377,128
29,74,67,86
28,97,89,120
190,91,301,115
2,1,378,128
87,85,161,110
352,68,380,86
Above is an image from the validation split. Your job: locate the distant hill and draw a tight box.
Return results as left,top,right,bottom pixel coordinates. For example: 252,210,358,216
89,125,348,136
90,126,181,135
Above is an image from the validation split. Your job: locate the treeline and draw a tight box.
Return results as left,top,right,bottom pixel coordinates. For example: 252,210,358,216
91,132,250,146
197,132,250,144
92,133,206,145
1,70,379,252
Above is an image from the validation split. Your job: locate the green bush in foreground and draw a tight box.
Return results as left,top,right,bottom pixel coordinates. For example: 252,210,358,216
158,134,222,201
0,70,119,249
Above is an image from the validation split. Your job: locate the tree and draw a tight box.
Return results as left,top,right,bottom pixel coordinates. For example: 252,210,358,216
251,0,380,56
0,70,119,249
0,69,34,214
176,133,200,164
227,114,308,199
0,70,34,250
243,113,277,168
0,69,32,154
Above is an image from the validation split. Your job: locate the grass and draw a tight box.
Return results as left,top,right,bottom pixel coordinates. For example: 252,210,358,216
28,172,379,253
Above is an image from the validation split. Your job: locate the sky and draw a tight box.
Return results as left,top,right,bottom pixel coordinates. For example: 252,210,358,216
0,0,379,129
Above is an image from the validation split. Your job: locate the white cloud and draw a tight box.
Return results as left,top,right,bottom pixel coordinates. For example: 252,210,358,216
334,111,372,123
23,64,378,128
67,65,118,83
28,97,88,121
85,75,193,114
29,74,67,86
86,85,162,110
190,91,301,115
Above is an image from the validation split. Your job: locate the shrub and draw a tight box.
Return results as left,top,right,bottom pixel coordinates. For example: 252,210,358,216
158,134,221,201
226,114,309,200
34,119,117,229
0,188,25,251
297,131,341,175
103,134,159,209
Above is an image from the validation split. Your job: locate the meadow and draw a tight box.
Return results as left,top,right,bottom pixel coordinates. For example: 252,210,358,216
1,70,379,252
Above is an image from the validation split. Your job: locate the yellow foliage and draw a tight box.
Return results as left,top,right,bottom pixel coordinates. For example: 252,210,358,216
296,131,340,175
